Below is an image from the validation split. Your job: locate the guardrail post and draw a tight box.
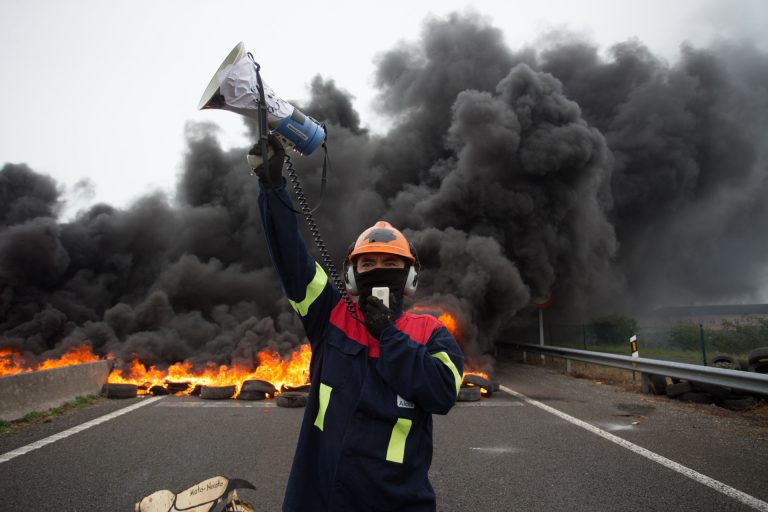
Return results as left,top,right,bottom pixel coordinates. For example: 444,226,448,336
566,359,572,374
641,373,650,394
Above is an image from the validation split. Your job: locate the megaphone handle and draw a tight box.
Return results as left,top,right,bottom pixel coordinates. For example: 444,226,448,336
249,55,271,169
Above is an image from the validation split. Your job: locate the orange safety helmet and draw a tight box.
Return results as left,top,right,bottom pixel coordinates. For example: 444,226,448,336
344,221,420,296
348,221,415,264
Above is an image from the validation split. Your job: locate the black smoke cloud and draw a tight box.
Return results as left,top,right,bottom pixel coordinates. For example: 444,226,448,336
2,13,768,373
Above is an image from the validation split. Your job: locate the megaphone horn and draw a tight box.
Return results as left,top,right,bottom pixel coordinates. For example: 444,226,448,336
198,42,325,156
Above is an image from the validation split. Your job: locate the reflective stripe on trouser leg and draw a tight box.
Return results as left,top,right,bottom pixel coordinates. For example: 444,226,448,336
386,418,412,463
314,383,332,431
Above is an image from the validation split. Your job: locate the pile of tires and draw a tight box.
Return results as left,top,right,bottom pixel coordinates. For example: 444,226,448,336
457,374,499,402
646,346,768,410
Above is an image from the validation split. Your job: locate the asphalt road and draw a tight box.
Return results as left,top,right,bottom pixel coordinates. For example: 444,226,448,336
1,357,766,511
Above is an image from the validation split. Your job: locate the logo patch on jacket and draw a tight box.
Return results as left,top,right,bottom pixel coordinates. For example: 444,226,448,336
397,395,415,409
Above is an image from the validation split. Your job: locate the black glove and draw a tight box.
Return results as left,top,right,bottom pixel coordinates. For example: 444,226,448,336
248,135,286,187
364,295,396,339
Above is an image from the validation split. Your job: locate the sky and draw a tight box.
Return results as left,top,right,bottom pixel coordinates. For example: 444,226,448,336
1,0,766,218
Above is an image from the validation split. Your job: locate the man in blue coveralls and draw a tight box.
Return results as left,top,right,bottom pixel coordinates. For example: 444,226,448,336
254,137,464,512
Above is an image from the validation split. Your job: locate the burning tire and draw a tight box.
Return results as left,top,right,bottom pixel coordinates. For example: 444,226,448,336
665,381,691,398
200,385,236,400
648,374,668,395
104,383,137,399
241,379,277,398
457,386,481,402
282,383,311,393
462,375,493,397
149,385,169,396
276,391,308,408
165,381,190,394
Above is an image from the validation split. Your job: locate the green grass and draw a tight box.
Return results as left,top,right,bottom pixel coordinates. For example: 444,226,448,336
2,394,101,435
551,342,744,364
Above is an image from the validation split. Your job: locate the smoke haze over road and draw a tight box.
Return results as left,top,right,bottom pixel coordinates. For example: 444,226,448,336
2,13,767,369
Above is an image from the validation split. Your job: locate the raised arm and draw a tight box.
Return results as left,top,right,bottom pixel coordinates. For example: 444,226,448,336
257,177,340,349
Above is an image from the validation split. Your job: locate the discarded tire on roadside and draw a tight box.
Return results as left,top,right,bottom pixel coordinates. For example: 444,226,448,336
457,386,481,402
678,391,714,404
200,385,236,400
747,347,768,367
690,381,731,399
709,354,740,370
104,383,138,399
665,381,691,398
276,392,308,408
715,395,756,411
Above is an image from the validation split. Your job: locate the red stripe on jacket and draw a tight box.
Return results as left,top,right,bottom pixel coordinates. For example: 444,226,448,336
329,301,444,358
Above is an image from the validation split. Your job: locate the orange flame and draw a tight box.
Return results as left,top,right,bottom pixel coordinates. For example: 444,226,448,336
0,344,99,377
0,347,26,376
37,345,100,370
107,343,312,396
410,306,459,337
437,313,457,336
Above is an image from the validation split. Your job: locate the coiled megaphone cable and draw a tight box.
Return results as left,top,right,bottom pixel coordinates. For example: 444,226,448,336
282,153,359,316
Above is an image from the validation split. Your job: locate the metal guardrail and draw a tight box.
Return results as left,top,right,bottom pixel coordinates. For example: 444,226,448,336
511,343,768,395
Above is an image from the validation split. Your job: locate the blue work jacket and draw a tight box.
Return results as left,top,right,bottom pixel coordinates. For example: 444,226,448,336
258,183,464,512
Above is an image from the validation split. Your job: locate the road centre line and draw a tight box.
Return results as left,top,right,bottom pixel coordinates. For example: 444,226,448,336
500,385,768,512
0,397,162,465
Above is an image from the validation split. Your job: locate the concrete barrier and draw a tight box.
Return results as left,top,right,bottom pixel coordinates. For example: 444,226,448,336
0,360,112,421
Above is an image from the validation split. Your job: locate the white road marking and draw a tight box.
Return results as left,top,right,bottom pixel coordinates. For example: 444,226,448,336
469,446,520,454
0,397,162,465
153,399,523,408
156,401,278,408
455,400,523,407
500,385,768,512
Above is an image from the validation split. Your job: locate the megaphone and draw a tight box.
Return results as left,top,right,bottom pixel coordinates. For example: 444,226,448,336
198,42,325,155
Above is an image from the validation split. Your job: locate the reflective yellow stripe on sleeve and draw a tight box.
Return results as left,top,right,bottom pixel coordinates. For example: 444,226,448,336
386,418,412,464
314,383,332,431
430,351,462,396
289,263,328,317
